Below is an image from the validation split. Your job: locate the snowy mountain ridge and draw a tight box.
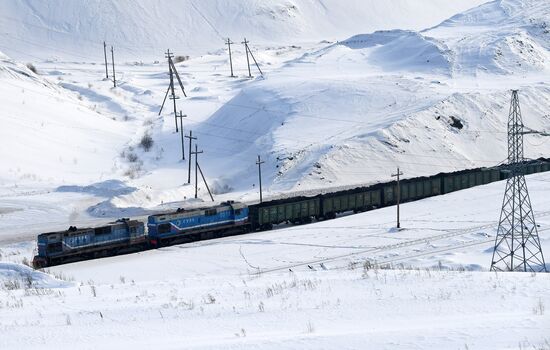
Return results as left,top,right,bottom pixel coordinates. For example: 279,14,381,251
0,0,549,230
0,0,488,60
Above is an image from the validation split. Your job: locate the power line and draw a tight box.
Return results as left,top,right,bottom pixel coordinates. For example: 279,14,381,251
490,90,546,273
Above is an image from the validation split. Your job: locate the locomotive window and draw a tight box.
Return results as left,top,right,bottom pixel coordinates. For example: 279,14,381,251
205,209,217,216
235,209,242,215
94,226,112,235
47,242,62,253
158,224,171,234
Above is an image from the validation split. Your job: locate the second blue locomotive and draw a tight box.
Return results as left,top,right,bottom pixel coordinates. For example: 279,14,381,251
148,201,249,247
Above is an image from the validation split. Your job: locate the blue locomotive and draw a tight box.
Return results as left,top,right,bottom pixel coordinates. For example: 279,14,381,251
148,201,249,247
32,201,250,267
32,218,147,268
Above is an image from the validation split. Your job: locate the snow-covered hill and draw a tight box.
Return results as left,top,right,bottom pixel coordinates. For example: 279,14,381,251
0,0,549,232
190,0,550,195
0,0,488,60
0,52,127,188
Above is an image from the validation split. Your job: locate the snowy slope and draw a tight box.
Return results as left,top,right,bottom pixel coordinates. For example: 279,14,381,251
187,0,550,196
1,172,550,349
425,0,550,75
1,0,550,235
0,52,127,188
0,0,488,61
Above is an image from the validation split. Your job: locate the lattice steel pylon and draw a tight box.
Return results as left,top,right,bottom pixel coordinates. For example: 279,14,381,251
490,90,547,272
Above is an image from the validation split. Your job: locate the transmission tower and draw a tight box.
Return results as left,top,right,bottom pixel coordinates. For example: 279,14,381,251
490,90,547,272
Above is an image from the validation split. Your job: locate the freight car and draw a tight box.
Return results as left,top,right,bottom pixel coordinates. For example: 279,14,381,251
147,201,249,247
32,219,146,268
248,196,320,230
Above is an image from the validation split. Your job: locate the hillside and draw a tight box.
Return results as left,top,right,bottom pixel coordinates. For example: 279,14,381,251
0,0,488,60
0,0,549,232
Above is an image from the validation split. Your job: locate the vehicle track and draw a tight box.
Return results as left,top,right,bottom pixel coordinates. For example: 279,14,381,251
254,211,550,274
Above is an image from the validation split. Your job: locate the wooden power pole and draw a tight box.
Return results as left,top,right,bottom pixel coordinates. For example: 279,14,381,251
256,155,265,203
184,130,197,184
103,41,109,79
391,167,404,229
242,38,263,77
110,46,116,87
242,38,252,78
225,38,235,77
197,163,214,202
176,112,187,160
191,144,203,199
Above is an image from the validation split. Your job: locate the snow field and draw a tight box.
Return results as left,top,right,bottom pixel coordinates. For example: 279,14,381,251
1,263,549,349
1,171,550,349
0,1,549,348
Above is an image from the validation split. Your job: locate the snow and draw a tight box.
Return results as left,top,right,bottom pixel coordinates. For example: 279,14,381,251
2,0,549,228
1,0,550,348
0,0,488,60
1,172,550,349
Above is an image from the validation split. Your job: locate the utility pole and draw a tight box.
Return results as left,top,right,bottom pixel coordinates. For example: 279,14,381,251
103,41,109,79
242,38,252,78
225,38,235,77
391,167,403,229
110,46,116,87
256,155,265,203
197,163,214,202
176,112,187,160
242,38,263,77
191,144,203,199
490,90,547,272
184,130,197,184
166,49,179,132
158,49,187,133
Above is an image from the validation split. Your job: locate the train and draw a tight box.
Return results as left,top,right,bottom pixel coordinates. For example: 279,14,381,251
32,158,550,268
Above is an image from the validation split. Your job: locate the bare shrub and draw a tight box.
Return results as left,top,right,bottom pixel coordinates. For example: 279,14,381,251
174,55,190,63
123,163,142,179
305,320,315,333
126,152,139,163
139,134,154,152
180,300,195,310
26,63,37,74
347,261,359,270
24,273,33,289
43,269,74,282
25,288,53,296
3,279,20,290
203,294,216,304
533,298,545,315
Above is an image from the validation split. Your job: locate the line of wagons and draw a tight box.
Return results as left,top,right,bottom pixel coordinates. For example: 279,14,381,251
33,158,550,268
